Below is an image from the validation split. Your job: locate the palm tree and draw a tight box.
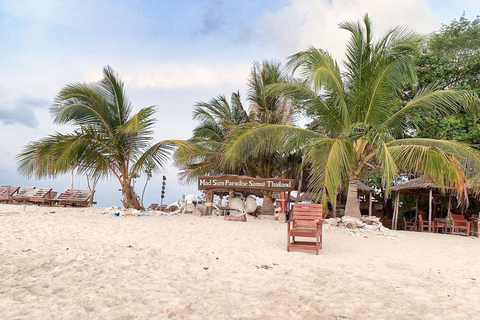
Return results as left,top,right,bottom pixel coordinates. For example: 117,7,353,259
248,60,296,125
173,92,250,183
224,15,480,218
175,60,300,215
17,66,179,209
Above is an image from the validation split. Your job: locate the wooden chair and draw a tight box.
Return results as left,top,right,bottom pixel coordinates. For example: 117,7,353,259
403,217,417,231
418,215,435,232
434,218,449,233
287,204,323,255
450,213,471,237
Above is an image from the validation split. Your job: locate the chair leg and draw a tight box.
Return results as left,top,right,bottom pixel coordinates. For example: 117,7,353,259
287,234,290,252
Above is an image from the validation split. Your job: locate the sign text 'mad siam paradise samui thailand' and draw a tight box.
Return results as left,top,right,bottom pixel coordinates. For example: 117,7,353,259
197,175,295,192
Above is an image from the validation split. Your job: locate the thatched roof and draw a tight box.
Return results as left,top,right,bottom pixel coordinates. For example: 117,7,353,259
358,182,375,192
391,176,440,192
390,176,470,194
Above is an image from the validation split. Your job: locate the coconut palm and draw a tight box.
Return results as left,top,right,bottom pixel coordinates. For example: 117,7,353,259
173,91,250,183
175,60,300,215
17,66,180,209
224,15,480,218
248,60,296,125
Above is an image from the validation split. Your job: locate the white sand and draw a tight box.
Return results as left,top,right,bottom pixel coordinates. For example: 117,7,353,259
0,204,479,319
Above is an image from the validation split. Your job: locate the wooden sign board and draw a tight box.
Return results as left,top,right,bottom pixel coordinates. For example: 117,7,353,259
198,175,295,192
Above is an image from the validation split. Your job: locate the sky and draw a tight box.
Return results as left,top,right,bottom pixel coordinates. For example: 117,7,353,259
1,0,479,207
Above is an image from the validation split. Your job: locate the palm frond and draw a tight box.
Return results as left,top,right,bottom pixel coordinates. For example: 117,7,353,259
305,138,354,206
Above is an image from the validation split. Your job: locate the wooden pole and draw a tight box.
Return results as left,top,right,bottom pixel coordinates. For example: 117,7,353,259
447,196,451,216
286,191,291,220
205,189,214,215
295,156,305,204
428,189,433,233
415,196,419,224
368,191,372,217
333,192,337,218
394,191,400,230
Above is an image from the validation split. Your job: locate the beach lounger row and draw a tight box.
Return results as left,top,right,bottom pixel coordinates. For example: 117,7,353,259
0,186,20,203
0,186,95,207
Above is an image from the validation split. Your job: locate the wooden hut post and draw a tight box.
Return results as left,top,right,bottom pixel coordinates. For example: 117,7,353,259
394,191,400,230
447,196,451,216
286,191,291,219
415,196,419,224
368,191,373,217
428,189,433,232
333,192,337,218
205,190,214,215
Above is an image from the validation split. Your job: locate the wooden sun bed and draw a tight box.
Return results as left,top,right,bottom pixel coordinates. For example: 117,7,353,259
29,188,53,205
147,203,159,211
49,189,95,207
10,187,36,203
0,186,20,203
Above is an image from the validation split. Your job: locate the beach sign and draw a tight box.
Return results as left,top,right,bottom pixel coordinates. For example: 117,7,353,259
197,175,295,192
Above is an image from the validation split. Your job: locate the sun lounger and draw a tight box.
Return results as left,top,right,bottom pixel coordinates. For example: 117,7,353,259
287,203,323,255
10,187,36,203
0,186,20,203
147,203,159,211
51,189,95,207
29,188,53,205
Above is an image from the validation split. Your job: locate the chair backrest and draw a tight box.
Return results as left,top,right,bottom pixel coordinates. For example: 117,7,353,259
148,203,159,210
0,186,20,197
75,190,93,201
31,188,52,199
14,187,36,197
292,204,323,228
58,189,81,200
450,213,466,222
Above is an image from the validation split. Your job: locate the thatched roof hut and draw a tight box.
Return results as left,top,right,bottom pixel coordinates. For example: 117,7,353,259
390,176,469,231
392,176,440,193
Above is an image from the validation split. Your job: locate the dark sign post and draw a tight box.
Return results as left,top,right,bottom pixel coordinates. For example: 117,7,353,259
161,175,166,208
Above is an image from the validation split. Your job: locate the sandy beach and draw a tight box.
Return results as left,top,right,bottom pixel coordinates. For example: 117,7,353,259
0,204,479,319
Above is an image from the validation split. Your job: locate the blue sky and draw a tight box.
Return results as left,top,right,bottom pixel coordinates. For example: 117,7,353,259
0,0,479,207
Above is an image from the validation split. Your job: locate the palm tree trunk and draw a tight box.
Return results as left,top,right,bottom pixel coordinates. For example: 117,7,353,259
123,185,142,210
262,190,274,215
345,174,361,218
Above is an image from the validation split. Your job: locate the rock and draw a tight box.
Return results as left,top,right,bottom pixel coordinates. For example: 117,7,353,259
341,216,363,227
224,214,247,222
344,222,359,229
325,218,341,226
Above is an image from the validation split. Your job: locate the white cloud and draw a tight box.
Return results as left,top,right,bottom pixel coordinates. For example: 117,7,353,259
119,61,251,90
259,0,440,61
